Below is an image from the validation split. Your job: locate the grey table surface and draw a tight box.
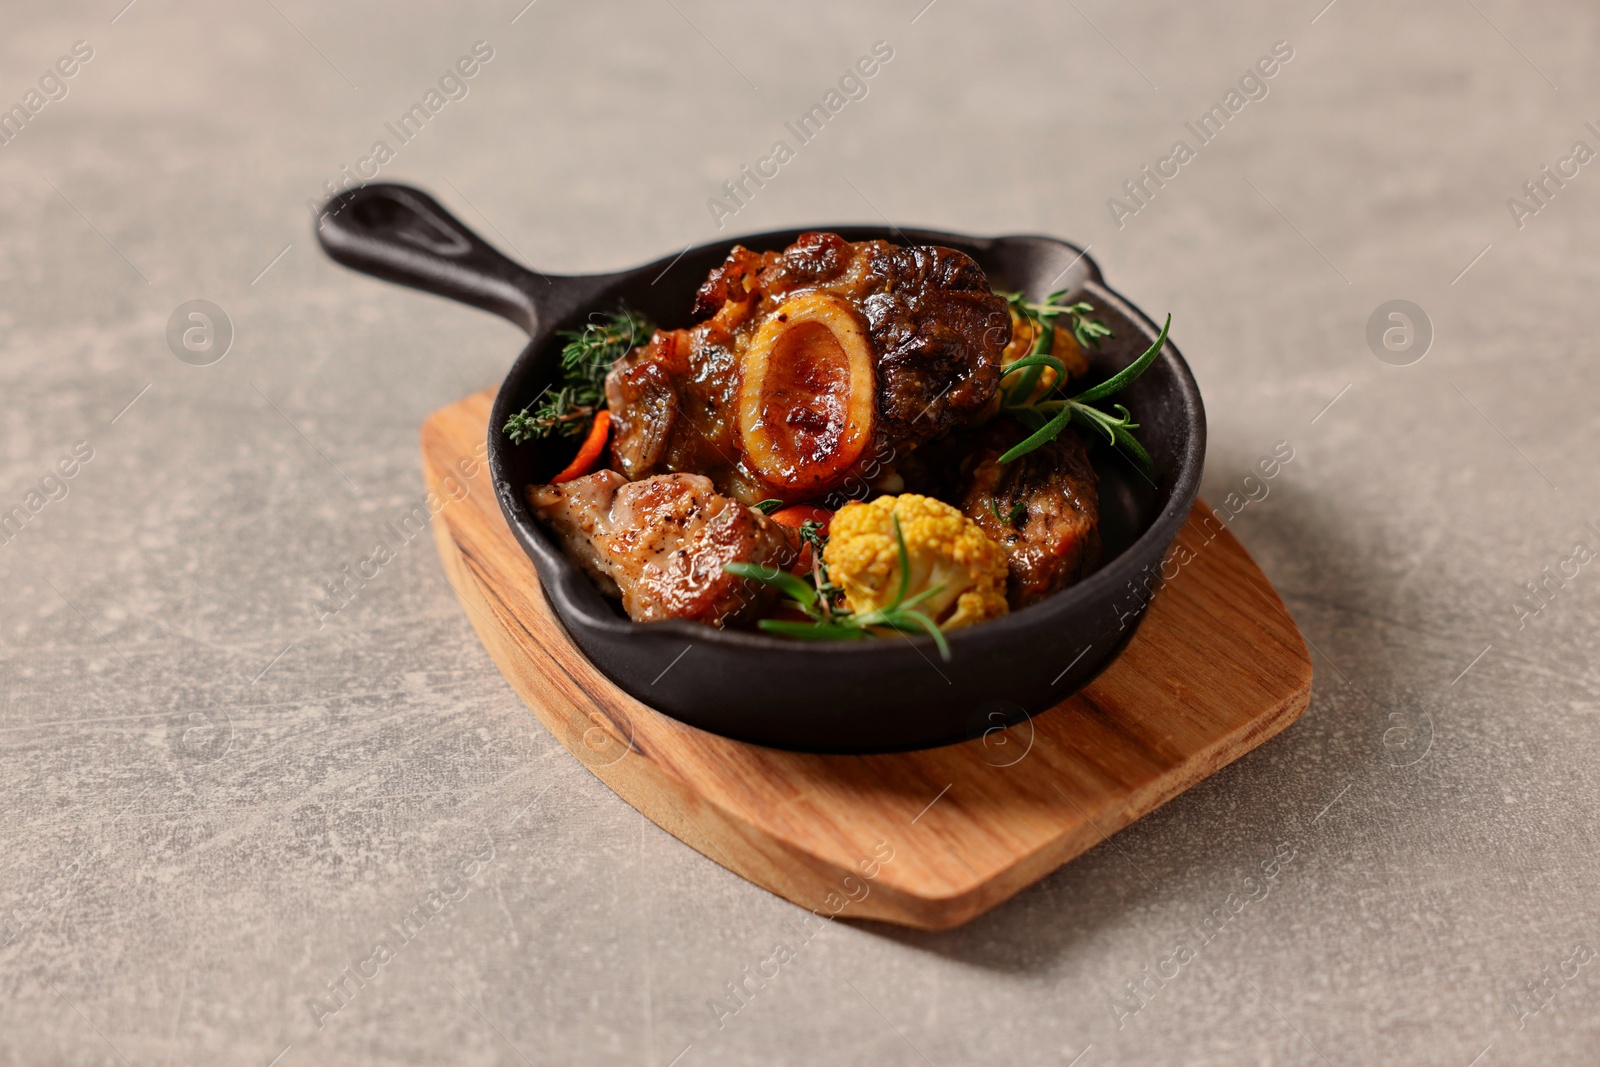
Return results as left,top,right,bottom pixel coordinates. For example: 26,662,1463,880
2,1,1597,1064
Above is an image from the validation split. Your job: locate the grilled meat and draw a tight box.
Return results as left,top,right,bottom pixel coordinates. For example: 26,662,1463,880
606,232,1010,505
527,471,796,626
927,419,1102,607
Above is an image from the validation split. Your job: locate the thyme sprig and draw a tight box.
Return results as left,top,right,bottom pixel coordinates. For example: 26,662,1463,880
503,308,654,444
996,290,1170,475
723,515,952,661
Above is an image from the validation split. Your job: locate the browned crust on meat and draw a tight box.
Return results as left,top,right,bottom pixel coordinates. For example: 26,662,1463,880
919,419,1101,607
608,232,1010,505
527,471,796,627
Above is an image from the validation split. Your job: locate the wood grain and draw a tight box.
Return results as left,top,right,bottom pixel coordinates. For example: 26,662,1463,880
422,389,1313,930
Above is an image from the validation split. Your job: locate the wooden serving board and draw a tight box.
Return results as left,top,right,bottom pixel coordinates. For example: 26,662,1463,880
422,389,1312,930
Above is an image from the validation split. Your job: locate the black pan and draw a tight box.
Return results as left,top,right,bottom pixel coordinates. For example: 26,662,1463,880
316,183,1204,754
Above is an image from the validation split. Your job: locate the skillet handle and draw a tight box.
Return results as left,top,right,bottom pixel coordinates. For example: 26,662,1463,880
315,183,545,336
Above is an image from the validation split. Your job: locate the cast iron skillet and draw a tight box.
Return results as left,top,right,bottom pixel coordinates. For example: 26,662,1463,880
316,183,1204,754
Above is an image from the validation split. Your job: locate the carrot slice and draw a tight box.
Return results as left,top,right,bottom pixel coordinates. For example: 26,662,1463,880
767,504,832,573
551,410,612,484
768,504,832,534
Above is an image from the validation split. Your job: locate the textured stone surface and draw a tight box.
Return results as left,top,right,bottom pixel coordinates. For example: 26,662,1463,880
1,1,1597,1064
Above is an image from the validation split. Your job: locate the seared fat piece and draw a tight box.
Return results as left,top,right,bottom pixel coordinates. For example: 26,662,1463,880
934,419,1101,607
527,471,797,626
606,232,1010,506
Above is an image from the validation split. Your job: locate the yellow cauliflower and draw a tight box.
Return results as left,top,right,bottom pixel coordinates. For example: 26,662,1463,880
823,494,1009,631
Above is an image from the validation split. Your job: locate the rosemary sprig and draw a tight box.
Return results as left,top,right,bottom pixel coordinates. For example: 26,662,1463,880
989,497,1028,526
996,289,1170,475
723,515,952,661
999,289,1114,353
503,308,654,444
997,289,1112,406
998,314,1170,470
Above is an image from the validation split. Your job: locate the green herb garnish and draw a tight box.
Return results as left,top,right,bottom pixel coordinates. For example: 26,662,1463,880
724,515,952,661
796,518,827,556
987,497,1028,526
753,499,784,514
1001,289,1113,354
503,308,653,444
995,290,1169,476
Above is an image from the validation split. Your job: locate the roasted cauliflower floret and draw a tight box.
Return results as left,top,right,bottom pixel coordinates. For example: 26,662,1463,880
823,494,1009,631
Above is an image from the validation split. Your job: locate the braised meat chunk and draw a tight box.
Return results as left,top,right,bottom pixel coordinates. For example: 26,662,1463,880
527,471,796,626
939,419,1101,607
606,232,1010,505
